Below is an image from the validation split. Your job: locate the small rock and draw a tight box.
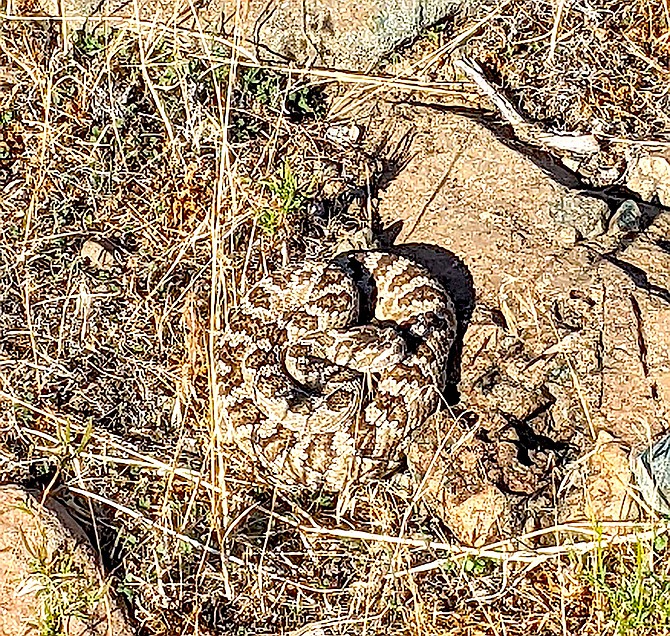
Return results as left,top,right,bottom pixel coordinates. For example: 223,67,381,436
561,157,583,174
616,210,670,292
325,123,362,146
633,433,670,516
0,485,133,636
439,485,512,547
627,154,670,206
407,413,522,547
555,224,580,246
610,200,642,233
80,238,117,270
558,431,635,524
550,191,608,238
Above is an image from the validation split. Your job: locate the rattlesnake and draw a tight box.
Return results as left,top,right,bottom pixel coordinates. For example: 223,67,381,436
216,250,457,491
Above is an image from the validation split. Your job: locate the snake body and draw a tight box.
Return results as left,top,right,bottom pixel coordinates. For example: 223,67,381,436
216,250,457,490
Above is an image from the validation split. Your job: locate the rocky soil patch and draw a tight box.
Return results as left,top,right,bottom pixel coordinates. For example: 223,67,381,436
345,98,669,542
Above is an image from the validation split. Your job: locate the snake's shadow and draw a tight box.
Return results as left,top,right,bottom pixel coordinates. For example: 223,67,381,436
386,240,475,405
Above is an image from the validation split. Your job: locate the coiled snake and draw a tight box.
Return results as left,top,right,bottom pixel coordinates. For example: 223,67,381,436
216,250,457,491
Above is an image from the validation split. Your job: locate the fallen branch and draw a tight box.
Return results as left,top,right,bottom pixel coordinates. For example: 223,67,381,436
455,57,600,155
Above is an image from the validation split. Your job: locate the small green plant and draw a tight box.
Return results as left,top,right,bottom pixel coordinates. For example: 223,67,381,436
73,29,107,56
584,531,670,635
435,555,493,577
54,418,94,466
89,125,103,143
17,509,103,636
462,555,492,577
240,67,326,120
231,113,262,142
0,109,14,125
257,160,315,235
285,84,326,120
423,20,448,45
241,67,282,106
28,553,102,636
116,573,137,604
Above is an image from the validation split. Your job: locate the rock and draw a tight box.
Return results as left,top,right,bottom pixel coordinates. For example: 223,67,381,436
406,413,523,547
0,485,133,636
549,190,608,238
80,238,117,270
325,123,363,146
558,431,635,524
596,212,670,436
610,200,643,233
627,154,670,206
615,210,670,290
633,433,670,516
441,485,511,546
33,0,464,72
233,0,463,69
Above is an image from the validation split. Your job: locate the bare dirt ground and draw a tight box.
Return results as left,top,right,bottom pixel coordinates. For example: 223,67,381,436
1,2,670,635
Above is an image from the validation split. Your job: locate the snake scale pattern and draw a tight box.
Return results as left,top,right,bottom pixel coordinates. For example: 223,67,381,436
216,250,457,491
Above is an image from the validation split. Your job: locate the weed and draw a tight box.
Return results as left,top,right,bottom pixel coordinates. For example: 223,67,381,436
29,553,102,636
285,84,326,121
54,419,94,466
423,21,448,45
241,67,282,106
436,555,494,577
0,109,14,125
465,0,670,138
73,29,108,57
240,67,326,121
16,508,104,636
231,113,263,142
462,555,492,576
185,58,229,106
257,160,315,235
584,531,670,635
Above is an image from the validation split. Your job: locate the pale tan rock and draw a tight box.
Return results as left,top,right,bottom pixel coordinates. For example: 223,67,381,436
0,485,133,636
440,485,511,547
558,431,635,524
627,154,670,206
407,413,521,547
80,239,117,270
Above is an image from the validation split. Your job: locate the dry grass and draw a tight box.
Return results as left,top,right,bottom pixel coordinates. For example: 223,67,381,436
462,0,670,141
1,3,670,636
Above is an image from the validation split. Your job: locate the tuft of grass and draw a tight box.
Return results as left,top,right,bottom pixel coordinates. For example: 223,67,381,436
16,506,104,636
28,552,103,636
584,530,670,635
257,160,315,235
